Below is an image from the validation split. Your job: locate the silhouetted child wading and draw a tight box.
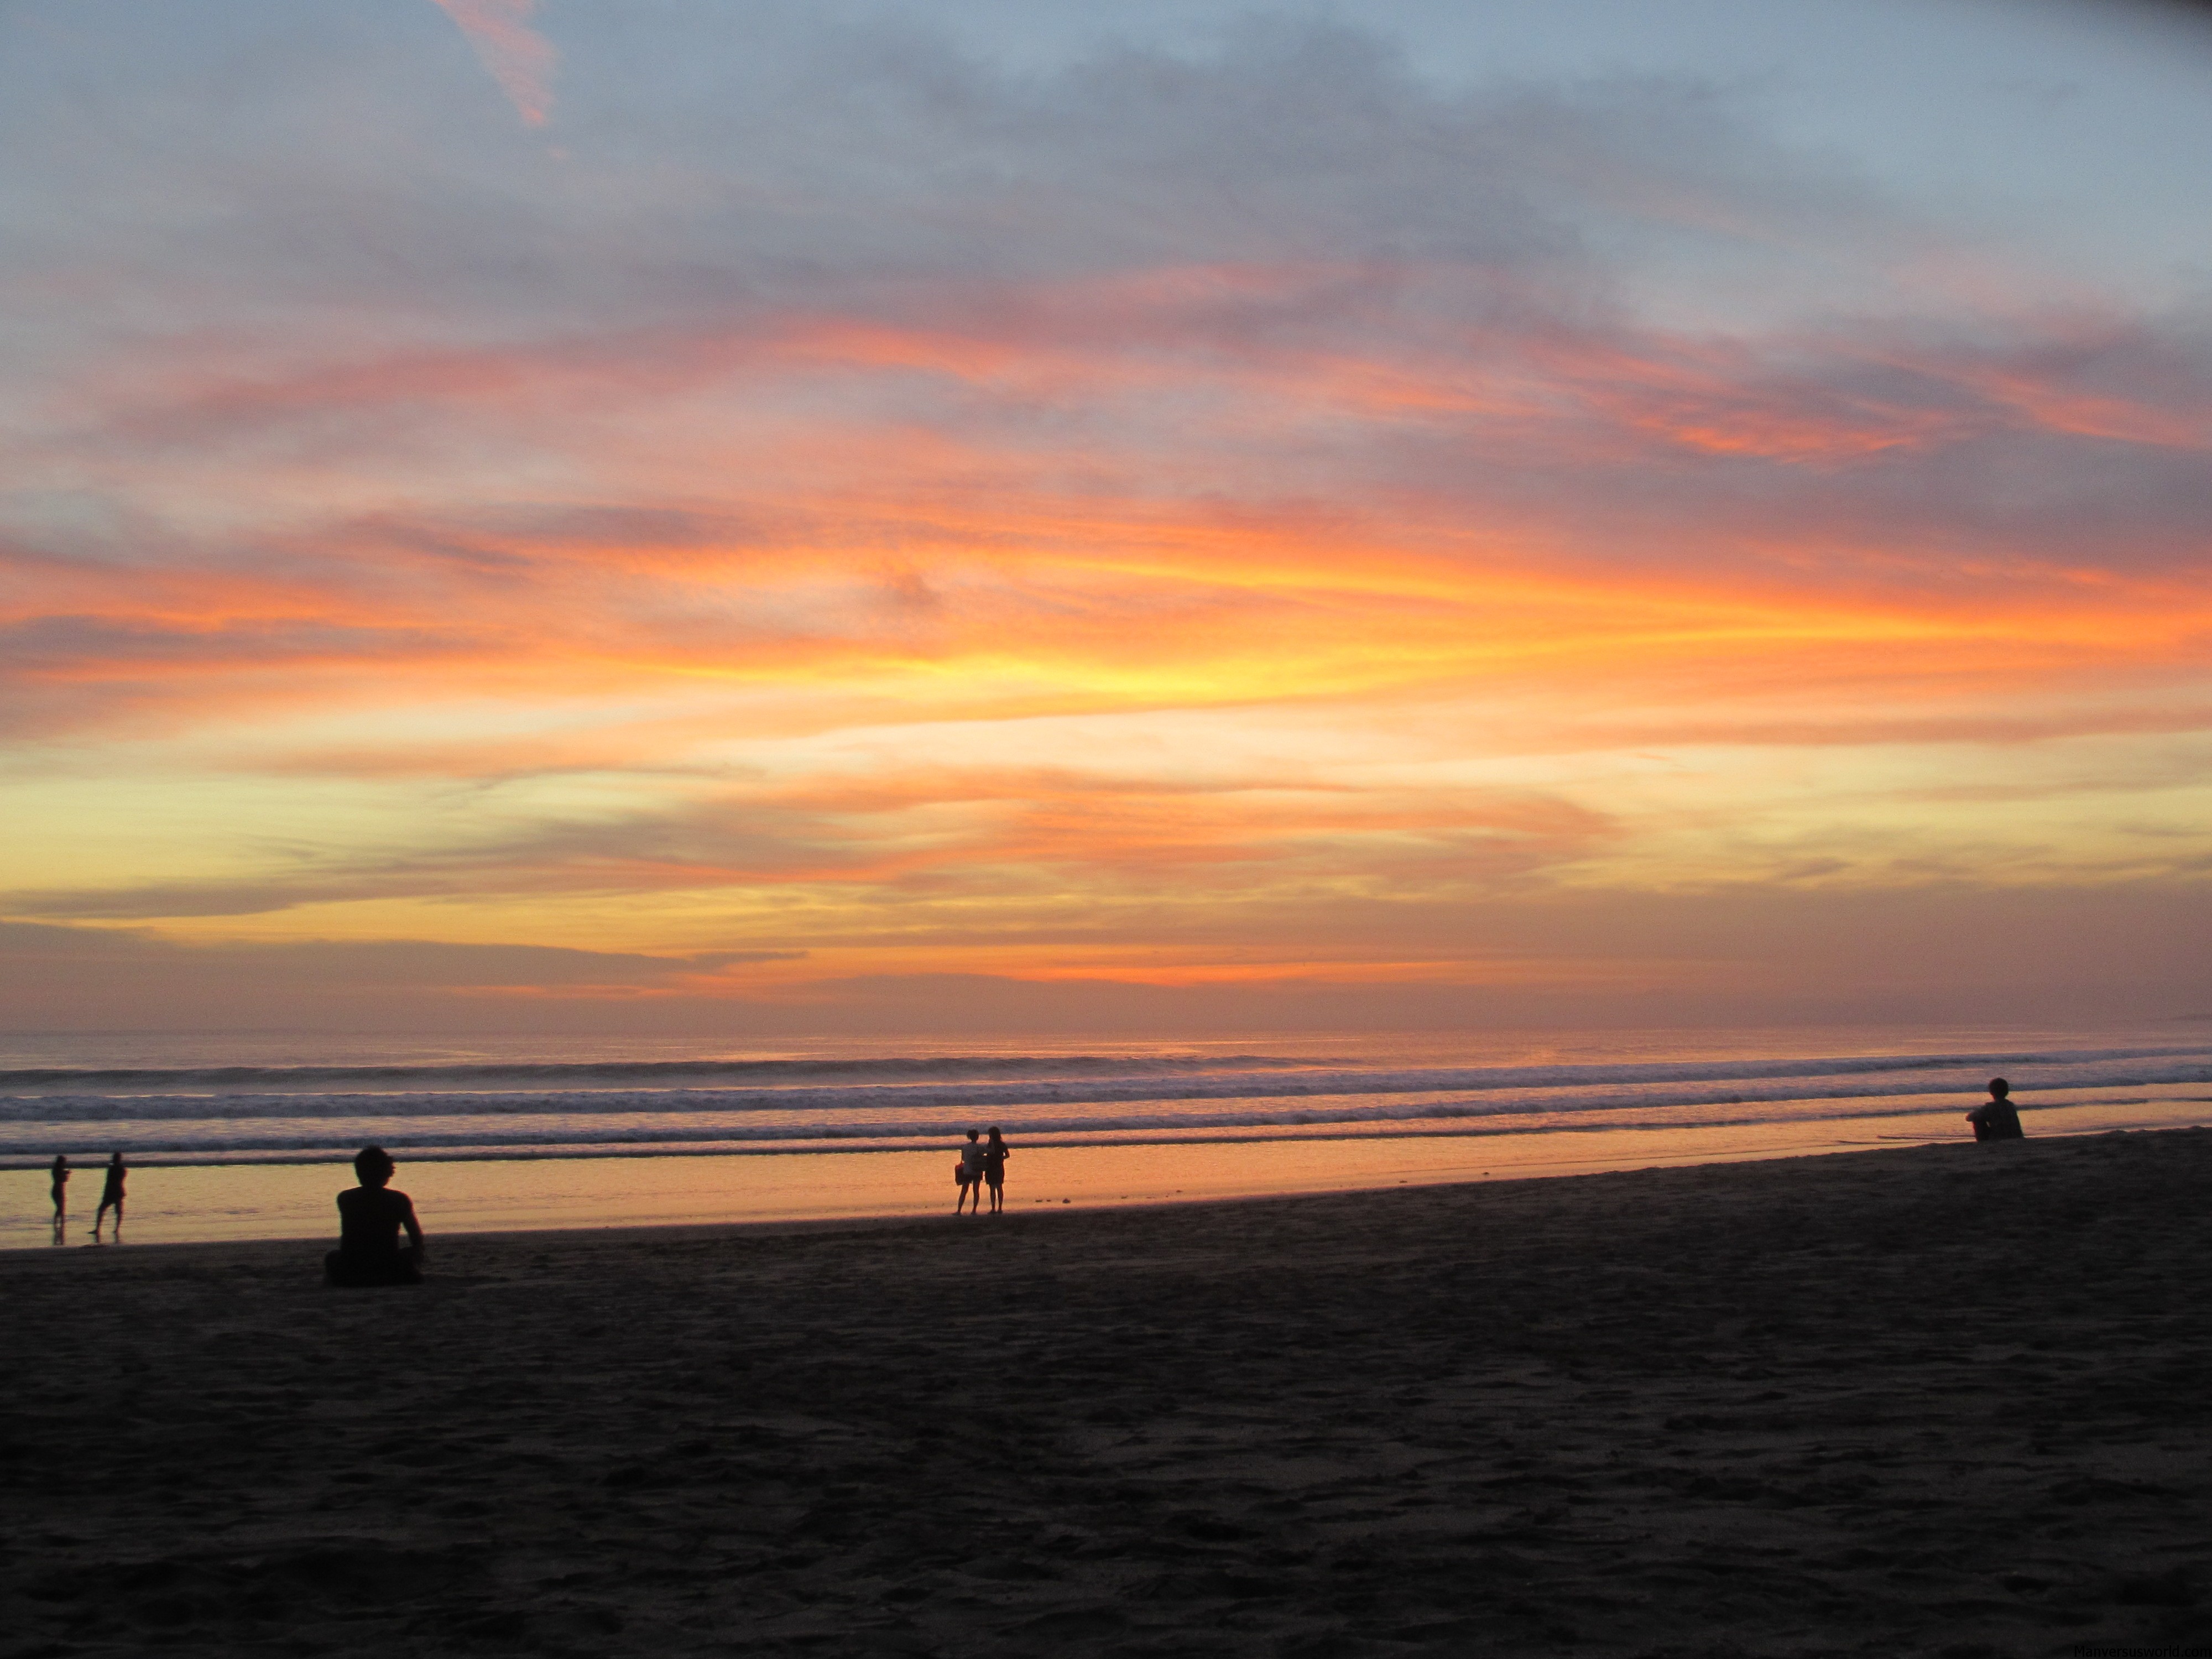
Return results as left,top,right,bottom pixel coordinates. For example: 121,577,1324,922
325,1145,427,1286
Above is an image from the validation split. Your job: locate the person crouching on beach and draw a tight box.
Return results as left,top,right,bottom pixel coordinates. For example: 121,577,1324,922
1965,1077,2025,1142
983,1126,1011,1214
90,1150,126,1241
957,1129,985,1215
325,1146,427,1286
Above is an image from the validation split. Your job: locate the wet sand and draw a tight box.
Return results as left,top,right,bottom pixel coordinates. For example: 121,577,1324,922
6,1129,2208,1657
8,1089,2208,1250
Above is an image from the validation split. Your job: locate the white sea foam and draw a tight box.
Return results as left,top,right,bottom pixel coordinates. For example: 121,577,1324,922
5,1039,2208,1162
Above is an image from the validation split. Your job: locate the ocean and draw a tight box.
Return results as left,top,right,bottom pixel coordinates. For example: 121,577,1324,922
6,1024,2210,1246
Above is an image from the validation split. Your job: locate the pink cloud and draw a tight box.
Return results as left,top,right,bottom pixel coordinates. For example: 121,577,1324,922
430,0,556,127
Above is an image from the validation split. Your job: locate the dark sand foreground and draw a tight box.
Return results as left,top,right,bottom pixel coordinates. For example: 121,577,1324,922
6,1131,2209,1658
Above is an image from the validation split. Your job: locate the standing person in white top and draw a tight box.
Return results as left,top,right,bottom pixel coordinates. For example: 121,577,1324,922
957,1129,986,1215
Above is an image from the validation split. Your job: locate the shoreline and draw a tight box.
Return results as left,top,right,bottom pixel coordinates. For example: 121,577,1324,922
7,1092,2208,1251
11,1128,2208,1655
0,1116,2197,1263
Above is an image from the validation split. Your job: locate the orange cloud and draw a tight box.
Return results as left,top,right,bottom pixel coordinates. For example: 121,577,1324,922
8,463,2206,755
9,7,2212,1030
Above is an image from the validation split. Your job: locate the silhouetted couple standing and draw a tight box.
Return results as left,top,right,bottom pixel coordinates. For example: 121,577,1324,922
954,1127,1011,1215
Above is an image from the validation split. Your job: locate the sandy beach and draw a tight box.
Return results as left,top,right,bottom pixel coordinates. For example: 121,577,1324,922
6,1129,2208,1657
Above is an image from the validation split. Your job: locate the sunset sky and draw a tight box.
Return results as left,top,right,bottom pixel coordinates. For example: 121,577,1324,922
3,0,2209,1034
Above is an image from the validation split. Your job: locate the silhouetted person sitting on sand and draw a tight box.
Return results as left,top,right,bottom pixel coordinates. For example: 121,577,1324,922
1966,1077,2025,1142
90,1150,126,1241
325,1146,426,1286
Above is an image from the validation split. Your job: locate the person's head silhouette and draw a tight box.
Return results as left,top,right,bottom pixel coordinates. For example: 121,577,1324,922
1988,1078,2010,1099
354,1145,397,1188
